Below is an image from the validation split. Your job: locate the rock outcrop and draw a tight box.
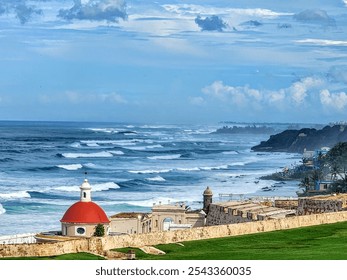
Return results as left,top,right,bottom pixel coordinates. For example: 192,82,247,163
251,125,347,153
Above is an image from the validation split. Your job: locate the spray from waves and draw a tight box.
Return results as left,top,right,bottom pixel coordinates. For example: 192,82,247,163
53,182,120,192
126,144,163,151
0,203,6,215
128,169,171,174
125,197,179,207
222,151,239,155
61,151,114,158
70,142,81,148
0,191,31,200
147,154,181,160
57,164,83,171
145,176,166,182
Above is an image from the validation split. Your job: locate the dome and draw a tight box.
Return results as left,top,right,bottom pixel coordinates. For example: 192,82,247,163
60,201,110,224
203,186,213,196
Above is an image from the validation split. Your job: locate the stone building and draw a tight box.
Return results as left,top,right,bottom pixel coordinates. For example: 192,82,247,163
109,202,205,235
60,179,110,237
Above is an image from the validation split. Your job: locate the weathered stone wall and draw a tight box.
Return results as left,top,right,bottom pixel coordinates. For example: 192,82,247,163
1,211,347,258
297,198,343,215
206,204,250,225
275,199,298,209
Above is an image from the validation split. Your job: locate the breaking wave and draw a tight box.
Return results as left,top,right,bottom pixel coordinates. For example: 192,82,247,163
61,151,114,158
0,191,31,200
147,154,181,160
0,203,6,215
57,164,83,171
146,176,166,182
53,182,120,192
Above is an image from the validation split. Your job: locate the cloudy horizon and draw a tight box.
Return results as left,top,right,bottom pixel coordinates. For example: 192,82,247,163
1,0,347,124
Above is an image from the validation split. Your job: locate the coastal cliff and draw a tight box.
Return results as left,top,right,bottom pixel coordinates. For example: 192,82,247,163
251,125,347,153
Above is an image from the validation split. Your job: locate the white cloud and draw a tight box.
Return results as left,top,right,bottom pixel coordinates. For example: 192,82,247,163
288,77,324,105
320,89,347,110
202,81,262,107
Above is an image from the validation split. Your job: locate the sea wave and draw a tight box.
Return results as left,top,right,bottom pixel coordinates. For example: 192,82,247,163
61,151,114,158
57,164,83,171
110,150,125,155
53,182,120,192
70,142,81,148
0,203,6,215
86,143,100,147
147,154,181,160
128,169,171,174
146,176,166,182
0,191,31,200
222,151,239,155
126,144,163,151
126,197,177,207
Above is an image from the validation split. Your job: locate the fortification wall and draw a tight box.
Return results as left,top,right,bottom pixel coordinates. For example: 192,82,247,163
297,198,344,215
206,204,251,225
1,211,347,258
274,199,298,209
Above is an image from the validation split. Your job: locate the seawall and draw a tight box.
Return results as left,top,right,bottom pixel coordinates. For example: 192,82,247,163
1,211,347,258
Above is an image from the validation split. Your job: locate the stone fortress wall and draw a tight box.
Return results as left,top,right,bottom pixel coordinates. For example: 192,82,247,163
1,210,347,258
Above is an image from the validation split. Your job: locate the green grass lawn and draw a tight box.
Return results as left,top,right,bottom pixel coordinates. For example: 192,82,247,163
1,252,105,260
115,221,347,260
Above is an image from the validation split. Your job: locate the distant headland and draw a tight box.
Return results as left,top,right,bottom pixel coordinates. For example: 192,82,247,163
251,124,347,153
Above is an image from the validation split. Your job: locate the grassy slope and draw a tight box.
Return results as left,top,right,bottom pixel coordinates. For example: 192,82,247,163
116,221,347,260
1,252,105,260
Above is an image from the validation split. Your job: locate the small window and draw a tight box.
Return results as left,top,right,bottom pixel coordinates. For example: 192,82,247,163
76,227,85,235
83,192,86,198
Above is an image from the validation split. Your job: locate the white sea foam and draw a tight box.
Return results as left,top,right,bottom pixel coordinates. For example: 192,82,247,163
127,144,163,151
222,151,239,155
176,167,200,172
70,142,81,148
62,151,113,158
0,203,6,215
0,191,31,199
128,169,171,174
126,197,177,207
53,182,120,192
84,163,97,168
57,164,83,171
110,150,125,155
200,165,229,171
86,128,117,133
86,143,100,147
147,154,181,160
146,176,166,182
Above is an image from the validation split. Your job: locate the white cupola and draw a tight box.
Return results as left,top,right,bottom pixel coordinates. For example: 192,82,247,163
80,179,92,202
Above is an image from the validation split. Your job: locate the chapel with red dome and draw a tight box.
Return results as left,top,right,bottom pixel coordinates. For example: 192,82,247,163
60,179,110,237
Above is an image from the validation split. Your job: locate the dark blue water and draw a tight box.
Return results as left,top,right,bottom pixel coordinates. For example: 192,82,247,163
0,121,301,235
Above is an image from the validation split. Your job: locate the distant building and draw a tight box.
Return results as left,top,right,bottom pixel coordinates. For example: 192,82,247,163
60,179,110,237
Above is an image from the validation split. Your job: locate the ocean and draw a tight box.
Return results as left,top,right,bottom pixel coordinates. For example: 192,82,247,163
0,121,302,236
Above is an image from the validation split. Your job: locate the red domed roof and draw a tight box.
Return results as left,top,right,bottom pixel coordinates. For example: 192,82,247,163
60,201,110,224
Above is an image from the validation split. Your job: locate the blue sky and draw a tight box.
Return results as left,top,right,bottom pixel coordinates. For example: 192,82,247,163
1,0,347,124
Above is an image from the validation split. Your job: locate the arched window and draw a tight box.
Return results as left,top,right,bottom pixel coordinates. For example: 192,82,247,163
83,192,86,198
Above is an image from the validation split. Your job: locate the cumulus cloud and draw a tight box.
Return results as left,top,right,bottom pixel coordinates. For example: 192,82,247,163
195,15,227,31
202,81,261,106
58,0,127,22
288,77,324,105
320,89,347,110
201,76,329,110
0,0,42,24
293,9,335,26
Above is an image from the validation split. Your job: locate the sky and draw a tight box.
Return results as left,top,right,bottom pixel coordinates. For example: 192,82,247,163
1,0,347,124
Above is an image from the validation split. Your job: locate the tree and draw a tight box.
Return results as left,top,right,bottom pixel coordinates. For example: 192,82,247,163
94,224,105,237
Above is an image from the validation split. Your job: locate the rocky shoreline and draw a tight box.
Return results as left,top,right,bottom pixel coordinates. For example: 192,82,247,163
251,125,347,153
